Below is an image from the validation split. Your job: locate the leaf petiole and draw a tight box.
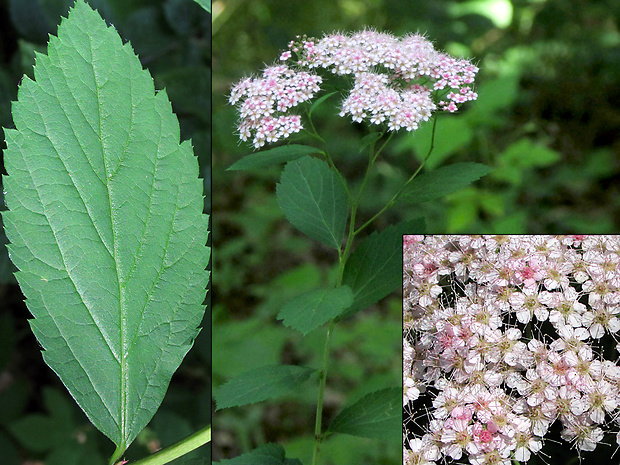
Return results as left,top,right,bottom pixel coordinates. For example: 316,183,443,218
118,425,211,465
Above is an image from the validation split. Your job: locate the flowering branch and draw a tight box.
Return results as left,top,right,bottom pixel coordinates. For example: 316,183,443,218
223,28,482,465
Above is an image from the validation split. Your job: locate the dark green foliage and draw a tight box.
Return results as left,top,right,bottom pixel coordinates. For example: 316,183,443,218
340,219,425,321
215,365,316,410
216,443,302,465
326,387,401,440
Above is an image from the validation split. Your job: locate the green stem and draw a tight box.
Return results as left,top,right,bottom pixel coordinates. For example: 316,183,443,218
109,444,127,465
338,131,387,268
311,129,391,465
112,425,211,465
310,118,438,464
311,319,336,465
354,116,439,236
304,108,351,202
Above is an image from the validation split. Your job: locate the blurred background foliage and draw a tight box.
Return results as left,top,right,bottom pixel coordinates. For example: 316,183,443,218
0,0,211,463
212,0,619,464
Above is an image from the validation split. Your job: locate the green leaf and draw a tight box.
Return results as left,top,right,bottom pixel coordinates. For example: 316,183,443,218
277,286,353,335
0,380,30,426
397,162,492,205
466,74,519,124
0,432,19,465
212,318,288,381
276,156,348,249
358,131,383,153
0,186,17,285
180,459,210,465
227,144,322,171
43,387,74,428
309,91,337,117
446,188,479,231
215,365,316,410
327,387,401,440
492,138,561,185
340,219,424,320
8,387,81,458
48,445,85,465
1,0,209,454
398,117,473,169
216,443,302,465
8,414,57,453
193,0,211,13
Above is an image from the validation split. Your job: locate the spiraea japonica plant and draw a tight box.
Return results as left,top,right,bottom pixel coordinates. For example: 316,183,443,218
216,30,484,464
403,235,620,465
2,1,211,464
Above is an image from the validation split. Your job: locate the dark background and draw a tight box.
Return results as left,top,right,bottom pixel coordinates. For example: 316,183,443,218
0,0,211,463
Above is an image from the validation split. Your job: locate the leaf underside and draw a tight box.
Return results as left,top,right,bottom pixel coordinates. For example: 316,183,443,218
2,0,209,452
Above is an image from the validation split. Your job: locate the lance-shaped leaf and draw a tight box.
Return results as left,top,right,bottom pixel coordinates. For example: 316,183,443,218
397,162,492,205
309,91,337,116
276,156,348,249
194,0,211,13
215,365,316,410
227,144,321,171
1,0,209,455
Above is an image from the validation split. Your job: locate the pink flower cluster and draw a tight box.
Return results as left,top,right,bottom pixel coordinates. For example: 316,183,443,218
230,30,478,148
283,29,478,124
403,235,620,465
229,65,322,148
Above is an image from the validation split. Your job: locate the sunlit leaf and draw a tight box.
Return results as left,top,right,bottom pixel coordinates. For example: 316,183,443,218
2,0,209,454
193,0,211,13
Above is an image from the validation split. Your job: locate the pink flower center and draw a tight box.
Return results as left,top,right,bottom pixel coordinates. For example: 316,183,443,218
478,430,493,444
522,266,534,280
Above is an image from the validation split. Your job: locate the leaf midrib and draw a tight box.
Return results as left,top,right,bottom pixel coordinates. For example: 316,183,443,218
89,31,130,447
